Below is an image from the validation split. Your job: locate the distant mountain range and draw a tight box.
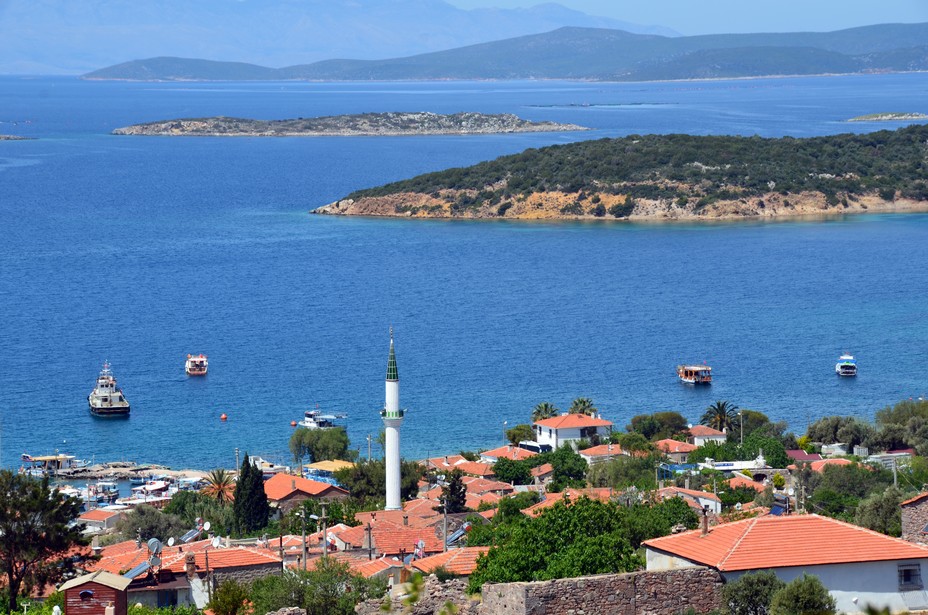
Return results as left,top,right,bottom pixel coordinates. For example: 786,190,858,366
0,0,675,75
83,23,928,82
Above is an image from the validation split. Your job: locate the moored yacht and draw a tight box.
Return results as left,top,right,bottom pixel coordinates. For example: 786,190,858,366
836,354,857,377
88,362,130,416
297,408,347,430
185,353,208,376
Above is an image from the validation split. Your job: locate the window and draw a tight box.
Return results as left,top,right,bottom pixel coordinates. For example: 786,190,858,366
899,564,923,590
79,590,94,600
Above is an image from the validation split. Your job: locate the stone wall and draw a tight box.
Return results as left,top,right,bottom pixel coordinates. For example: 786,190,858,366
213,562,282,585
480,567,723,615
901,498,928,545
356,576,479,615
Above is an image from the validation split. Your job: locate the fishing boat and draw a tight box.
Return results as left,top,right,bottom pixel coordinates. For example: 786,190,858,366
836,354,857,377
677,364,712,385
88,362,130,416
297,408,347,430
185,353,208,376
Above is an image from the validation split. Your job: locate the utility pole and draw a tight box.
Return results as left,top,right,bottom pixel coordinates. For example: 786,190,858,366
367,434,372,461
893,458,898,488
366,523,373,561
235,447,240,470
739,411,744,445
442,495,449,553
300,507,307,570
320,502,328,560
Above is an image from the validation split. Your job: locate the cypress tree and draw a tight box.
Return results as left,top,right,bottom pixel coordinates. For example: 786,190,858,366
232,453,270,535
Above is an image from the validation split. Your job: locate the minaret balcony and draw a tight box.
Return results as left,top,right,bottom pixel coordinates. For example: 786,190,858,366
380,408,405,419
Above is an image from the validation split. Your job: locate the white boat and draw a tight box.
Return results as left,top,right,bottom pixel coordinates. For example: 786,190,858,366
88,362,130,416
185,353,208,376
297,408,347,430
677,364,712,385
836,354,857,377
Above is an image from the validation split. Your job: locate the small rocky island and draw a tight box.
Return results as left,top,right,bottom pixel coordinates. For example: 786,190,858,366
112,112,587,136
848,112,928,122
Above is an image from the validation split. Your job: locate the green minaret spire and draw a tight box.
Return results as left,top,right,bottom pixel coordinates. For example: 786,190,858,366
386,326,398,381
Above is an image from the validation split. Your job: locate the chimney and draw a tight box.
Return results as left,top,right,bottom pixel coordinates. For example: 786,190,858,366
225,535,231,548
403,515,408,526
291,479,296,490
684,477,690,490
444,455,448,465
607,444,612,452
184,552,196,577
701,507,709,537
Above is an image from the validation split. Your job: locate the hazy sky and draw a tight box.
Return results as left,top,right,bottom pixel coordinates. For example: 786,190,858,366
450,0,928,35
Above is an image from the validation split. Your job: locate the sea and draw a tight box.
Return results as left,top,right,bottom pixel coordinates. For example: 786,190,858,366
1,73,927,471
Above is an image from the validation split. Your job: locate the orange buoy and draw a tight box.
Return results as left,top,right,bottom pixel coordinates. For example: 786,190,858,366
290,420,297,427
220,413,228,421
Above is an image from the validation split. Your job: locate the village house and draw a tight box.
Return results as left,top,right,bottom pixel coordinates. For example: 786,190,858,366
578,443,627,465
411,546,491,579
479,445,537,463
263,472,349,515
644,514,928,614
656,486,722,514
532,414,613,450
655,439,697,463
786,449,823,463
77,508,126,534
687,425,727,447
60,571,130,615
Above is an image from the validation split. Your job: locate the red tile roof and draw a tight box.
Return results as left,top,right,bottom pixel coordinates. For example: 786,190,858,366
411,547,491,576
523,488,615,517
263,473,348,501
689,425,725,437
455,461,496,478
372,525,443,557
654,439,697,454
902,493,928,507
534,414,613,429
787,458,854,473
727,474,766,493
644,514,928,571
579,444,626,458
89,539,281,576
355,507,438,528
480,445,537,461
657,486,721,503
423,455,467,469
531,463,554,477
78,508,123,522
786,449,823,462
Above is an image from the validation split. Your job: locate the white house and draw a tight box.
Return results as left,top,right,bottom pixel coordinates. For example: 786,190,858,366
533,414,613,450
644,514,928,614
687,424,728,447
656,486,722,514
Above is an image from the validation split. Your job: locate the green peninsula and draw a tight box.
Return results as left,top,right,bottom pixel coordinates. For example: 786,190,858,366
315,125,928,221
112,112,586,137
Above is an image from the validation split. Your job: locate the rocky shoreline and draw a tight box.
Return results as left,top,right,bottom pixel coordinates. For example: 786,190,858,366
314,190,928,221
848,112,928,122
53,461,208,481
112,112,587,137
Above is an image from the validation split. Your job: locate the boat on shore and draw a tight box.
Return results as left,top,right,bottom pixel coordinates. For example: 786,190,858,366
297,408,347,430
88,362,130,416
677,364,712,385
185,353,208,376
836,354,858,377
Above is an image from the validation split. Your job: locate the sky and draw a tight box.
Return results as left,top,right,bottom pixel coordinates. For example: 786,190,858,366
450,0,928,36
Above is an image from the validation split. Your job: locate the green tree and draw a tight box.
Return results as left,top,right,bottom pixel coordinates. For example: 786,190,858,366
493,457,532,485
436,470,468,514
505,424,534,446
208,579,250,615
769,574,836,615
289,427,353,465
467,497,640,592
568,397,597,416
742,432,789,469
232,454,270,534
249,557,386,615
806,416,855,444
201,468,236,503
702,400,738,432
0,472,89,612
587,454,659,491
548,444,588,492
163,491,234,535
610,432,654,453
114,504,189,544
854,486,905,536
531,402,559,422
628,412,689,440
333,459,421,504
733,410,771,442
721,570,786,615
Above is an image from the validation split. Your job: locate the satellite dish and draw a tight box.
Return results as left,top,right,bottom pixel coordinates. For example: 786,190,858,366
147,538,162,554
167,537,175,547
150,555,162,568
211,537,221,549
203,521,212,532
787,488,795,496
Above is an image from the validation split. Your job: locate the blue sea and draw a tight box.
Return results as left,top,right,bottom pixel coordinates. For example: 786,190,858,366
2,74,928,471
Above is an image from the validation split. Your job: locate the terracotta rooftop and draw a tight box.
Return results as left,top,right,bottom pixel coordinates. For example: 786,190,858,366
902,493,928,507
787,458,854,473
688,425,725,437
423,455,467,469
411,547,491,576
263,473,348,501
531,463,554,477
372,524,443,557
534,414,613,429
480,445,537,461
523,488,615,517
654,439,697,454
455,461,496,478
579,444,626,458
657,486,721,503
355,507,438,528
89,538,281,576
727,474,766,493
785,449,823,462
78,508,124,522
644,514,928,571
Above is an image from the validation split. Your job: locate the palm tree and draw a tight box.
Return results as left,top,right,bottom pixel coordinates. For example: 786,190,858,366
531,402,559,422
701,400,738,432
568,397,597,416
201,468,235,504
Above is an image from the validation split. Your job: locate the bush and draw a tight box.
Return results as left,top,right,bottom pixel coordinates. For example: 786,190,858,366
721,570,785,615
208,579,249,615
769,574,836,615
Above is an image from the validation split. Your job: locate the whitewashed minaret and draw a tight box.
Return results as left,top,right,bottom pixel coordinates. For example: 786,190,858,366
381,327,404,511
